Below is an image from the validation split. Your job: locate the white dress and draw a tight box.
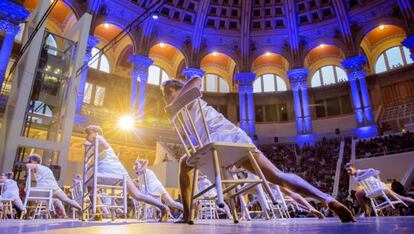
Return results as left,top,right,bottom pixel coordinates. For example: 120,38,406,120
136,169,166,196
189,99,255,146
34,164,62,193
198,177,217,198
1,179,24,210
97,146,129,177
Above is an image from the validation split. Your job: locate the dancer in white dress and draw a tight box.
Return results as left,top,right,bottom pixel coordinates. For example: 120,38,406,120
25,154,82,214
134,159,183,211
161,78,355,223
345,163,414,216
85,126,170,221
0,172,24,216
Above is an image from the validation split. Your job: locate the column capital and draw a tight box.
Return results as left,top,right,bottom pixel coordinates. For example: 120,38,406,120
0,21,20,36
402,35,414,49
287,68,308,90
181,67,205,80
0,1,30,24
128,54,153,80
341,56,367,81
84,36,100,62
235,72,256,87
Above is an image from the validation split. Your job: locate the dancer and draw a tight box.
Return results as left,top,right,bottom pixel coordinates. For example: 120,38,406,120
161,78,355,223
345,163,414,216
0,172,24,217
134,159,183,211
84,125,170,221
25,154,82,215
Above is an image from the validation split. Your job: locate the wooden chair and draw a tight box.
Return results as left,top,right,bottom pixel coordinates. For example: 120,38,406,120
356,169,408,216
21,169,54,219
165,87,277,224
82,138,128,221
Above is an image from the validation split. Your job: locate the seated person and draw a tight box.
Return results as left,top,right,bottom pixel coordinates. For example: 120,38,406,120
345,163,414,216
197,174,232,219
0,172,24,217
25,154,82,216
134,159,183,212
161,78,355,223
85,125,170,221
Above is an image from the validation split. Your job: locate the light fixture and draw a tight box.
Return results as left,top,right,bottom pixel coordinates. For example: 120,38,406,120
265,52,271,56
212,51,218,56
118,115,135,130
319,44,325,48
159,42,165,48
379,25,385,30
104,23,110,29
152,14,159,20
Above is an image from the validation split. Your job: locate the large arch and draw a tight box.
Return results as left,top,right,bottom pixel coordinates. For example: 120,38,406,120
200,52,236,92
251,52,290,90
148,42,186,79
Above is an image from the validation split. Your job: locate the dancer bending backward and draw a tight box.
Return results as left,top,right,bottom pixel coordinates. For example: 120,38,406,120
84,125,170,221
25,154,82,214
160,78,355,223
134,159,183,211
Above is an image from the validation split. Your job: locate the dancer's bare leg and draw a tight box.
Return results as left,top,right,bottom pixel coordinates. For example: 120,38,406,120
280,187,324,219
126,179,170,222
54,190,82,210
241,153,355,222
178,155,193,223
161,193,184,211
388,190,414,204
53,199,68,218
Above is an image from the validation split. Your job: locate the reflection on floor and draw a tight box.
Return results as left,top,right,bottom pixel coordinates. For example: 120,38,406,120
0,217,413,234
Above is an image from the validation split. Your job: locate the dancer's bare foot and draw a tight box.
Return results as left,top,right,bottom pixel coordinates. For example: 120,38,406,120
309,209,325,219
159,206,170,222
327,200,356,223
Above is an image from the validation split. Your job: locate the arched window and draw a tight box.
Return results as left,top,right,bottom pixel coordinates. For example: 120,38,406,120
253,74,287,93
46,35,58,56
311,65,348,88
88,47,110,73
201,74,229,93
148,65,170,86
375,46,413,74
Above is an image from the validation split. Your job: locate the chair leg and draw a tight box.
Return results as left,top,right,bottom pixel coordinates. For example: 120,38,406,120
212,148,225,208
189,167,199,224
369,199,378,216
247,151,278,205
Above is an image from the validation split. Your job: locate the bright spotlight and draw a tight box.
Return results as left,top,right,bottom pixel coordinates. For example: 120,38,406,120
152,14,159,19
212,51,218,56
104,23,110,29
379,25,385,30
319,44,325,48
159,42,165,48
118,115,135,130
265,52,271,56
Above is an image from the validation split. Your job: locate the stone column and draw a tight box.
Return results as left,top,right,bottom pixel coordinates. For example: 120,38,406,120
181,67,205,80
76,36,99,112
287,68,314,145
0,21,20,87
342,56,377,138
128,54,153,121
0,1,29,88
235,72,256,137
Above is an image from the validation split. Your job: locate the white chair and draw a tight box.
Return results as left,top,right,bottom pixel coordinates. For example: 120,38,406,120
356,169,408,216
132,198,160,221
0,183,15,220
81,137,128,221
166,87,277,224
21,168,54,219
267,185,290,219
70,181,86,219
198,200,219,220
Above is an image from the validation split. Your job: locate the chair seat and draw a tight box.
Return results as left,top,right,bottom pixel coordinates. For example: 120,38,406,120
186,142,256,181
86,173,126,186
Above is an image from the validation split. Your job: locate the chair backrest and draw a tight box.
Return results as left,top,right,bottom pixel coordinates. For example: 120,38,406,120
356,169,385,195
70,181,83,202
0,183,3,195
165,87,211,157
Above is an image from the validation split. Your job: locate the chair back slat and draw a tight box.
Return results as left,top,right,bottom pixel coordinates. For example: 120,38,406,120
166,88,211,157
356,170,384,195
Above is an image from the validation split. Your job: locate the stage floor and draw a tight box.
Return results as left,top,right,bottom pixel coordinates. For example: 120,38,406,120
0,216,413,234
